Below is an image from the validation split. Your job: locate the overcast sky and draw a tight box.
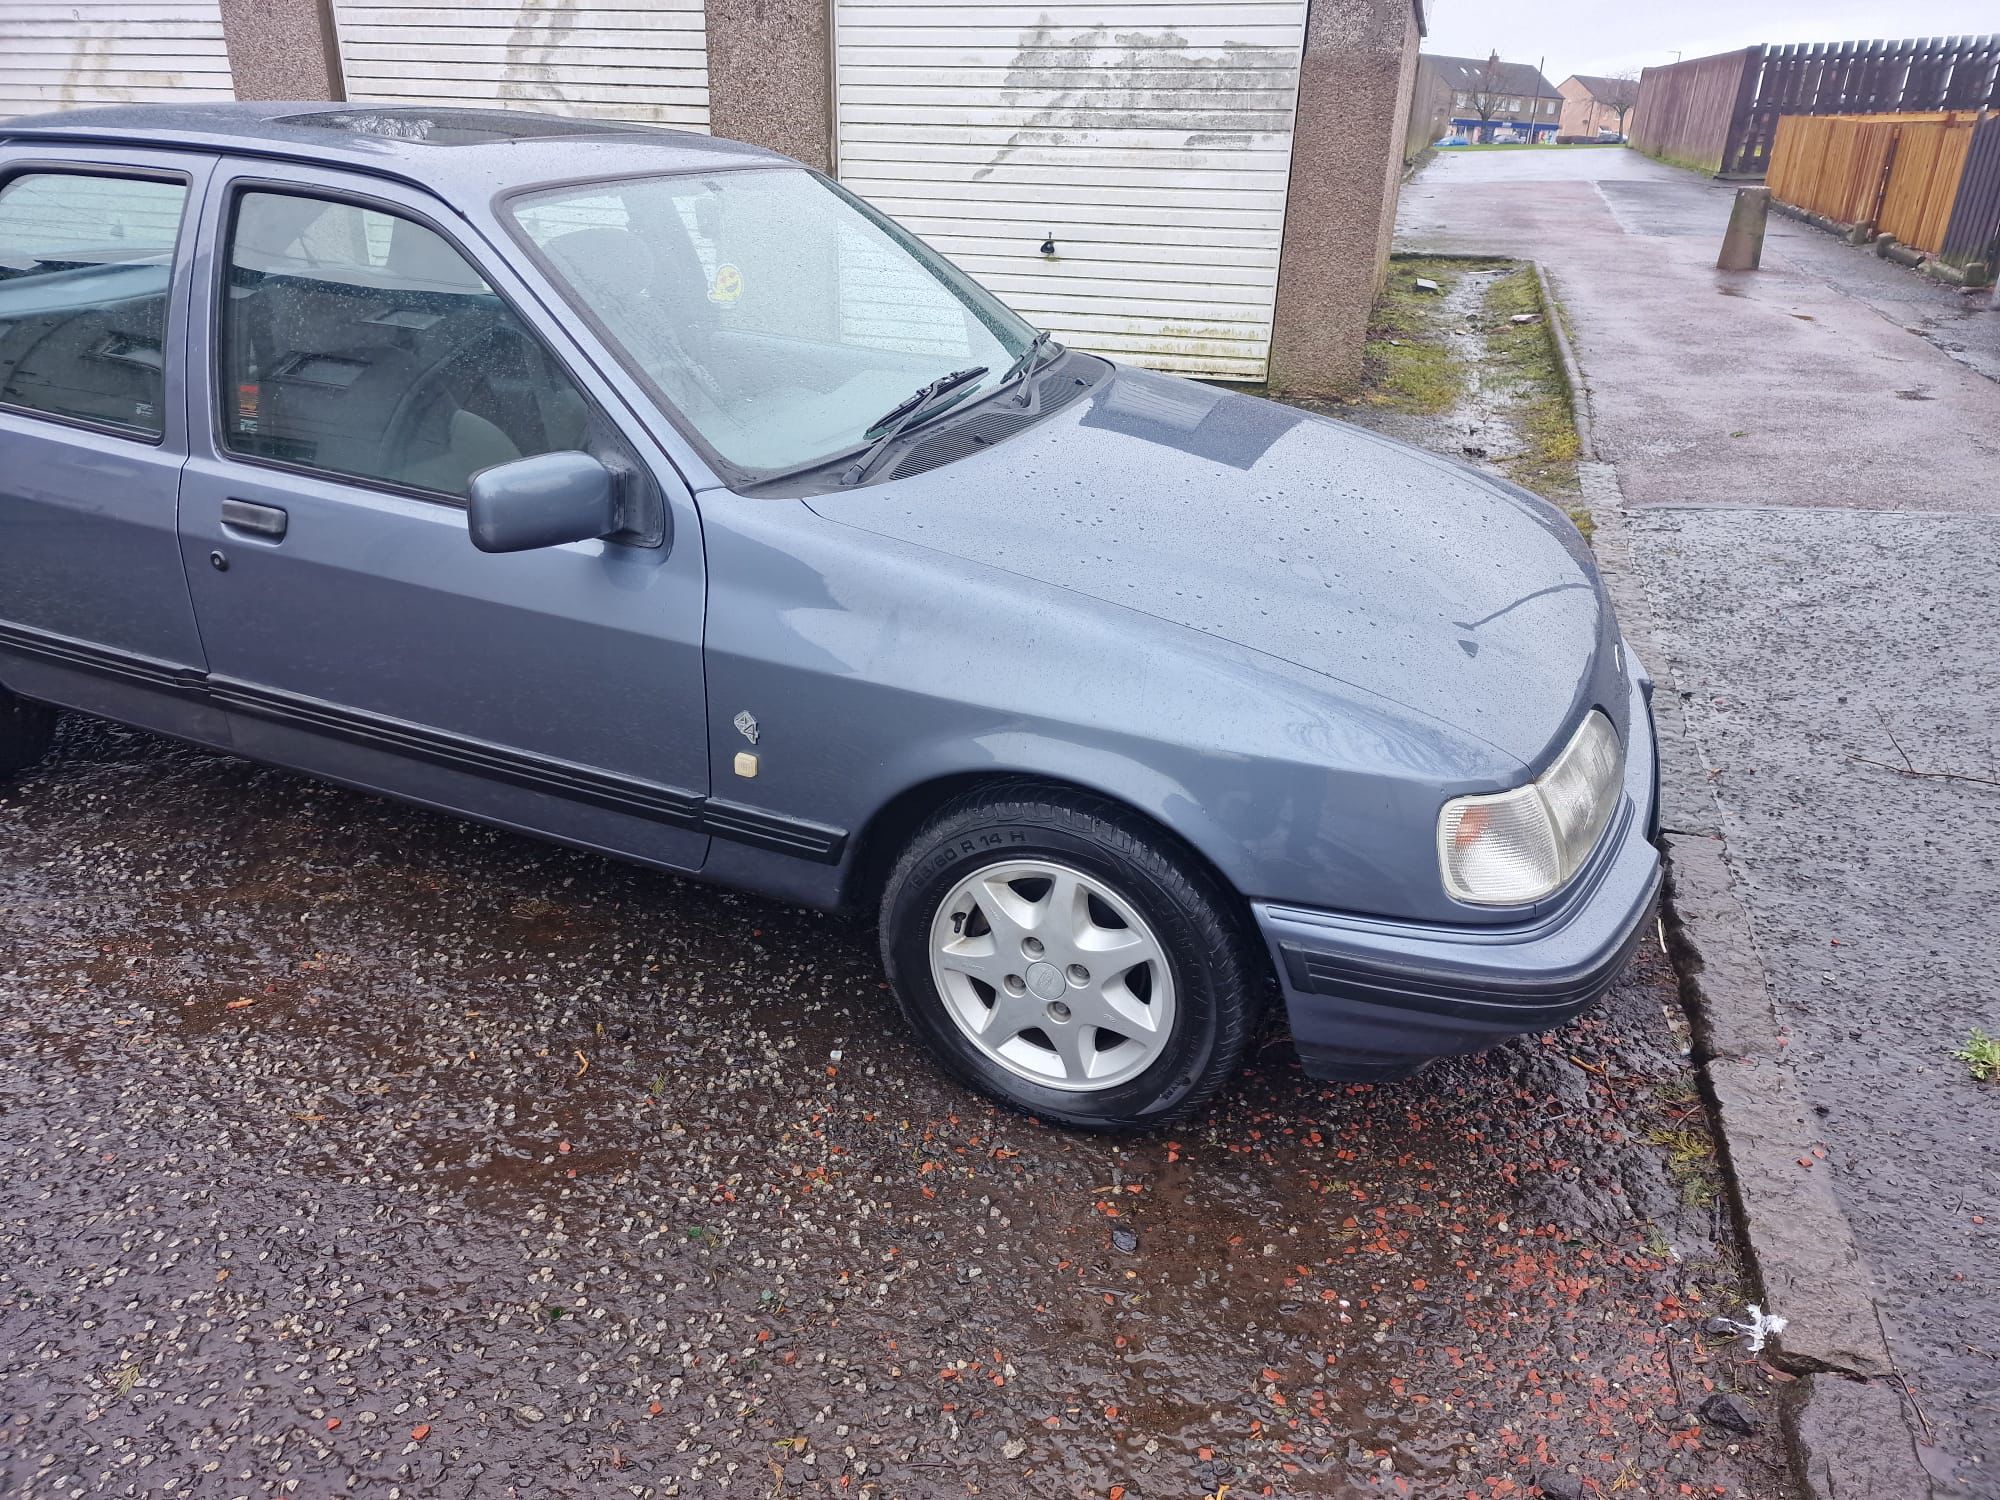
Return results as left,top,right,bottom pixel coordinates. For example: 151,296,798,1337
1423,0,1999,82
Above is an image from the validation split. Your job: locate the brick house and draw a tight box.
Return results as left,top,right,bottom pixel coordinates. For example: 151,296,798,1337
1558,74,1640,141
1414,53,1561,144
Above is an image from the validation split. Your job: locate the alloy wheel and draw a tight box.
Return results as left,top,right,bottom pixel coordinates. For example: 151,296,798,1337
926,858,1178,1092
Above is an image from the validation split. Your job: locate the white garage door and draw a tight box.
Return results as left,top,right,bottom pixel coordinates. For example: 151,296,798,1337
834,0,1307,381
331,0,709,130
0,1,234,118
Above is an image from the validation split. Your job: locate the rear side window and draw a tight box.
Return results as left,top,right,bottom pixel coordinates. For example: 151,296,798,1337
0,171,187,436
221,191,595,498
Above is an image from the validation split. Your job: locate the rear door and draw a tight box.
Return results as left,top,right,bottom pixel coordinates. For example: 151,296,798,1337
0,145,226,746
176,161,711,872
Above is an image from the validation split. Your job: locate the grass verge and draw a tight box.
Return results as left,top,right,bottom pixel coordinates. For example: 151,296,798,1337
1481,264,1585,511
1359,257,1467,416
1296,254,1593,542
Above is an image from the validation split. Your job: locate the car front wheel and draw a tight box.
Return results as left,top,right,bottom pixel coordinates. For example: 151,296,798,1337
879,784,1262,1130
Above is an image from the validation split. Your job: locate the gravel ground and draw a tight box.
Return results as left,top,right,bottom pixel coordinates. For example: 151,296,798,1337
0,718,1797,1498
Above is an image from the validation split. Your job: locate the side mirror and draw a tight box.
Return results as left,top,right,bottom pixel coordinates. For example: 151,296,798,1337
466,451,618,554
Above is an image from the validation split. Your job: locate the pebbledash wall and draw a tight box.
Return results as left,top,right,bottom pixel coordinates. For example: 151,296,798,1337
0,0,1423,393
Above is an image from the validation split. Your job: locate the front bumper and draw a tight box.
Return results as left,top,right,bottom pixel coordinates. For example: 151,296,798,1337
1257,645,1663,1081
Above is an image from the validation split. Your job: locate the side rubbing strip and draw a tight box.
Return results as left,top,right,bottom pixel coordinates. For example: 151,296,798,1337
0,623,846,863
0,621,203,695
700,799,847,861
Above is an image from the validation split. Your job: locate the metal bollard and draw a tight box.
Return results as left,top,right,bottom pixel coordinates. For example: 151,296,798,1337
1717,186,1771,271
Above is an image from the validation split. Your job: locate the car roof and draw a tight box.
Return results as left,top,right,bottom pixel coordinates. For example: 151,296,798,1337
0,101,791,199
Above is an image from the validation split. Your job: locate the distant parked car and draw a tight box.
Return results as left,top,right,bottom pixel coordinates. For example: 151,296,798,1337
0,103,1661,1129
1438,134,1472,147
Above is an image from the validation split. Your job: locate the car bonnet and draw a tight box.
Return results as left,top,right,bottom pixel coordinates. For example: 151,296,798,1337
806,363,1622,769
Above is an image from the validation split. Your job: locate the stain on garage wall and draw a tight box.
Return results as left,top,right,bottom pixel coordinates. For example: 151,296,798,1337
834,0,1310,381
1,1,236,117
328,0,710,130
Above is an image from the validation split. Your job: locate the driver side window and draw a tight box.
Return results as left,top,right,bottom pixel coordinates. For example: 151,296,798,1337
221,190,592,498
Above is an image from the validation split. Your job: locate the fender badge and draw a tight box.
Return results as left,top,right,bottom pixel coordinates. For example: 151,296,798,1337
733,710,760,745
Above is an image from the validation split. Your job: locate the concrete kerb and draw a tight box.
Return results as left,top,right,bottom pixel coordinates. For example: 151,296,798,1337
1387,249,1515,263
1768,196,1993,288
1531,263,1591,465
1532,262,1935,1500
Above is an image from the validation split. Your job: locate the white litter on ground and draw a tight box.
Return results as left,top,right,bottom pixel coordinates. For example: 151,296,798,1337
1717,1305,1789,1353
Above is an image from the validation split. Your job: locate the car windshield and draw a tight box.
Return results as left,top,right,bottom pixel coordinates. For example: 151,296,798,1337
509,168,1038,476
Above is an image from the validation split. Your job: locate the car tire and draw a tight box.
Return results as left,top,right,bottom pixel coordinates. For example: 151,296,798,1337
0,686,57,782
879,783,1263,1131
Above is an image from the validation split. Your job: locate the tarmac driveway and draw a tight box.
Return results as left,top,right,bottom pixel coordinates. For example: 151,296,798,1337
0,719,1794,1498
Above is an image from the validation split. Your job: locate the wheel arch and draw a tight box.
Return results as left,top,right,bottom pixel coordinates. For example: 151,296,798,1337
840,767,1256,946
858,763,1282,1127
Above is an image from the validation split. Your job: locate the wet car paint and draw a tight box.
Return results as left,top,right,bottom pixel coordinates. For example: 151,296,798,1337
2,105,1655,1095
691,356,1634,932
1,723,1793,1497
808,364,1615,771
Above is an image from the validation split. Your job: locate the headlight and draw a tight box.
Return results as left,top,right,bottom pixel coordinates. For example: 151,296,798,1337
1437,711,1623,905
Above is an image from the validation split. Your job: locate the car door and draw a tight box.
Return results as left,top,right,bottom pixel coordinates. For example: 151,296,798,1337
177,162,710,872
0,145,228,746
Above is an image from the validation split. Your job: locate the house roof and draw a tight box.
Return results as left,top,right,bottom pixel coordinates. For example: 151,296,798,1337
1562,74,1635,99
1423,54,1559,99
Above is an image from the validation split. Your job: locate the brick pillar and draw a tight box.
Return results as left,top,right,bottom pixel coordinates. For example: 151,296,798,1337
1267,0,1422,396
703,0,835,173
217,0,345,101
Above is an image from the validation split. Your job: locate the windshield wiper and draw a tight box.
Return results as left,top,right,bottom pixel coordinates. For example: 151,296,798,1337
839,365,988,486
1000,330,1057,405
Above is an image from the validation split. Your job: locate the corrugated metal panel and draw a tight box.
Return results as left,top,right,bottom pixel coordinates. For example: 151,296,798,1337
0,1,235,118
1941,114,2000,268
834,0,1307,380
331,0,709,130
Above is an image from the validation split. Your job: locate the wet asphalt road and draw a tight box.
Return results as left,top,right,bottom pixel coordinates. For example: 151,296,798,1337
1400,147,2000,1493
0,719,1794,1498
1398,147,2000,516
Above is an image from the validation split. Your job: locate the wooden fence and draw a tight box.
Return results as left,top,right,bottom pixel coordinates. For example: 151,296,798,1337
1766,112,1980,253
1628,49,1760,175
1632,36,2000,179
1734,37,2000,175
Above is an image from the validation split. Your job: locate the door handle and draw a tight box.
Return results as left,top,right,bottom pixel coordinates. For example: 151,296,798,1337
220,499,288,539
